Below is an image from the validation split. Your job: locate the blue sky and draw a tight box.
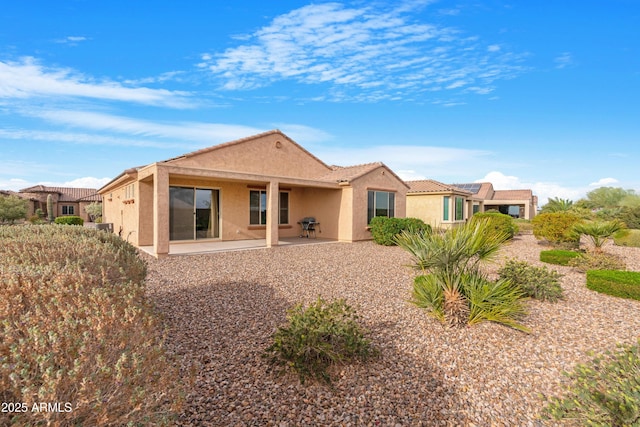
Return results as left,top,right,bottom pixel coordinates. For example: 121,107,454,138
1,0,638,204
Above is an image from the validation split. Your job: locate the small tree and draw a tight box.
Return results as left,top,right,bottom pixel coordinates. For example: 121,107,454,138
84,202,102,222
0,194,28,224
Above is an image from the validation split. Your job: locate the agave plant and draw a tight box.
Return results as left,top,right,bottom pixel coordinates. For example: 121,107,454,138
573,219,626,251
398,219,529,332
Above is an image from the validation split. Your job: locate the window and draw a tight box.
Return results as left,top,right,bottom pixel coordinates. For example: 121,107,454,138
367,190,395,223
472,204,480,214
455,197,464,221
443,196,450,221
62,205,74,215
249,190,289,225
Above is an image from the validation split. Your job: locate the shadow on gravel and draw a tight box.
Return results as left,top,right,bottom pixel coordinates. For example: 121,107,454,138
150,279,465,426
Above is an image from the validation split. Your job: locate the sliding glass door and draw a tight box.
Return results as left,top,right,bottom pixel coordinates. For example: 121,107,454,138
170,187,220,241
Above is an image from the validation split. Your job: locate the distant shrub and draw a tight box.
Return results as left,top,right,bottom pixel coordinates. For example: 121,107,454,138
586,270,640,300
264,297,376,384
532,212,582,247
28,214,46,224
614,229,640,247
543,339,640,425
369,216,430,246
0,225,183,426
54,215,84,225
514,218,533,234
471,212,518,239
540,249,582,266
569,251,626,272
498,259,564,302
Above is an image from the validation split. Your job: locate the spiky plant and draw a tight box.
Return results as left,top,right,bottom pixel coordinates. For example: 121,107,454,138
573,219,626,251
46,194,54,222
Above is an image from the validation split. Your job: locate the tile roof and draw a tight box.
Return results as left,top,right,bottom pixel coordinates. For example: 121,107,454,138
406,179,471,194
318,162,384,182
19,186,102,202
491,189,533,200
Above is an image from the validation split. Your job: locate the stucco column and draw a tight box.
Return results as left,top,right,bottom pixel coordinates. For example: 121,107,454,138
266,180,279,248
153,165,170,257
524,203,530,220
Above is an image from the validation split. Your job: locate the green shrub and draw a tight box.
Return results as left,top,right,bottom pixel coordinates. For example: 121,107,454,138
614,229,640,247
543,339,640,426
264,297,376,384
397,219,529,331
569,252,626,272
470,212,518,239
573,219,626,251
369,216,430,246
540,249,582,266
513,218,533,234
532,212,582,246
498,260,564,302
0,225,183,426
54,215,84,225
586,270,640,300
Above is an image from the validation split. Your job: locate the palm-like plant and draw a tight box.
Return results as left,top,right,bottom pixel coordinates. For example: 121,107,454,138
542,197,574,213
573,219,625,251
397,219,529,331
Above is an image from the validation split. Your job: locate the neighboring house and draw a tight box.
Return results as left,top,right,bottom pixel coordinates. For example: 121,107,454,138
18,186,102,222
406,180,475,229
98,130,408,257
451,182,538,220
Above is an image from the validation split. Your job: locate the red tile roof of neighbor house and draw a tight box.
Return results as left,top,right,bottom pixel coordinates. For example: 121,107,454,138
19,186,102,202
491,189,533,200
406,179,472,194
319,162,410,188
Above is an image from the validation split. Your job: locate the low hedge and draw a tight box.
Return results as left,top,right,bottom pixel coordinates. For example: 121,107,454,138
586,270,640,300
540,249,582,266
470,212,518,239
54,215,84,225
369,216,430,246
0,225,183,426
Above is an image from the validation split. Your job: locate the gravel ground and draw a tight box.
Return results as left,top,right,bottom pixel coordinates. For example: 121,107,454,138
144,234,640,426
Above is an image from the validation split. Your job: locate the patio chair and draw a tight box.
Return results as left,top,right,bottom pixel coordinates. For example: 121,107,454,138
299,217,317,238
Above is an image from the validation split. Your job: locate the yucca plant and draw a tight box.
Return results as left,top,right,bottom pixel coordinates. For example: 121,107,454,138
398,219,528,331
573,219,626,251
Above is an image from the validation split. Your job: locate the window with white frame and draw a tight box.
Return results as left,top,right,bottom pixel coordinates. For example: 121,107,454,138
443,196,450,221
62,205,75,215
455,197,464,221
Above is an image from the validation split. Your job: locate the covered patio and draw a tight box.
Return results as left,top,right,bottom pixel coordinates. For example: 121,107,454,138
138,236,339,256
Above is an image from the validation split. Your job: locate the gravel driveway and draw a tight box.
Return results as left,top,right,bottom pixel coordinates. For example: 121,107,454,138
144,234,640,426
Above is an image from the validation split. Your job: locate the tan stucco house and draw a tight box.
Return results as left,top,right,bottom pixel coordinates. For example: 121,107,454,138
18,185,102,222
98,130,408,257
406,180,475,229
406,180,538,228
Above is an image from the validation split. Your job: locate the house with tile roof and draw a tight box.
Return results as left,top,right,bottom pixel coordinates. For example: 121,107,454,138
18,185,102,222
98,130,408,257
406,179,476,228
452,182,538,220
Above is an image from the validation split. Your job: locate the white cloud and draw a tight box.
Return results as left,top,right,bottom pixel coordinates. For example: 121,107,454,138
201,3,527,102
0,57,193,108
55,36,88,44
589,177,618,187
554,52,573,69
476,171,587,206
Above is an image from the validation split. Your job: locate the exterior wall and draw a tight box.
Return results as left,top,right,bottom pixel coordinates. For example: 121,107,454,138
168,133,331,180
350,166,408,241
406,193,469,229
101,180,138,243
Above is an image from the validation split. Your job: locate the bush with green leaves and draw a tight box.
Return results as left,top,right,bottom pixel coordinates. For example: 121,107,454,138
543,339,640,426
396,218,529,331
0,194,28,224
586,270,640,300
264,297,376,384
84,201,103,222
568,251,626,272
614,229,640,247
470,211,518,239
532,212,582,247
498,259,564,302
540,249,583,266
369,216,430,246
54,215,84,225
0,225,183,426
514,218,533,234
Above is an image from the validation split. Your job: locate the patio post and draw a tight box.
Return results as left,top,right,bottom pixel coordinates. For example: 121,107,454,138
153,164,170,257
266,180,279,247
